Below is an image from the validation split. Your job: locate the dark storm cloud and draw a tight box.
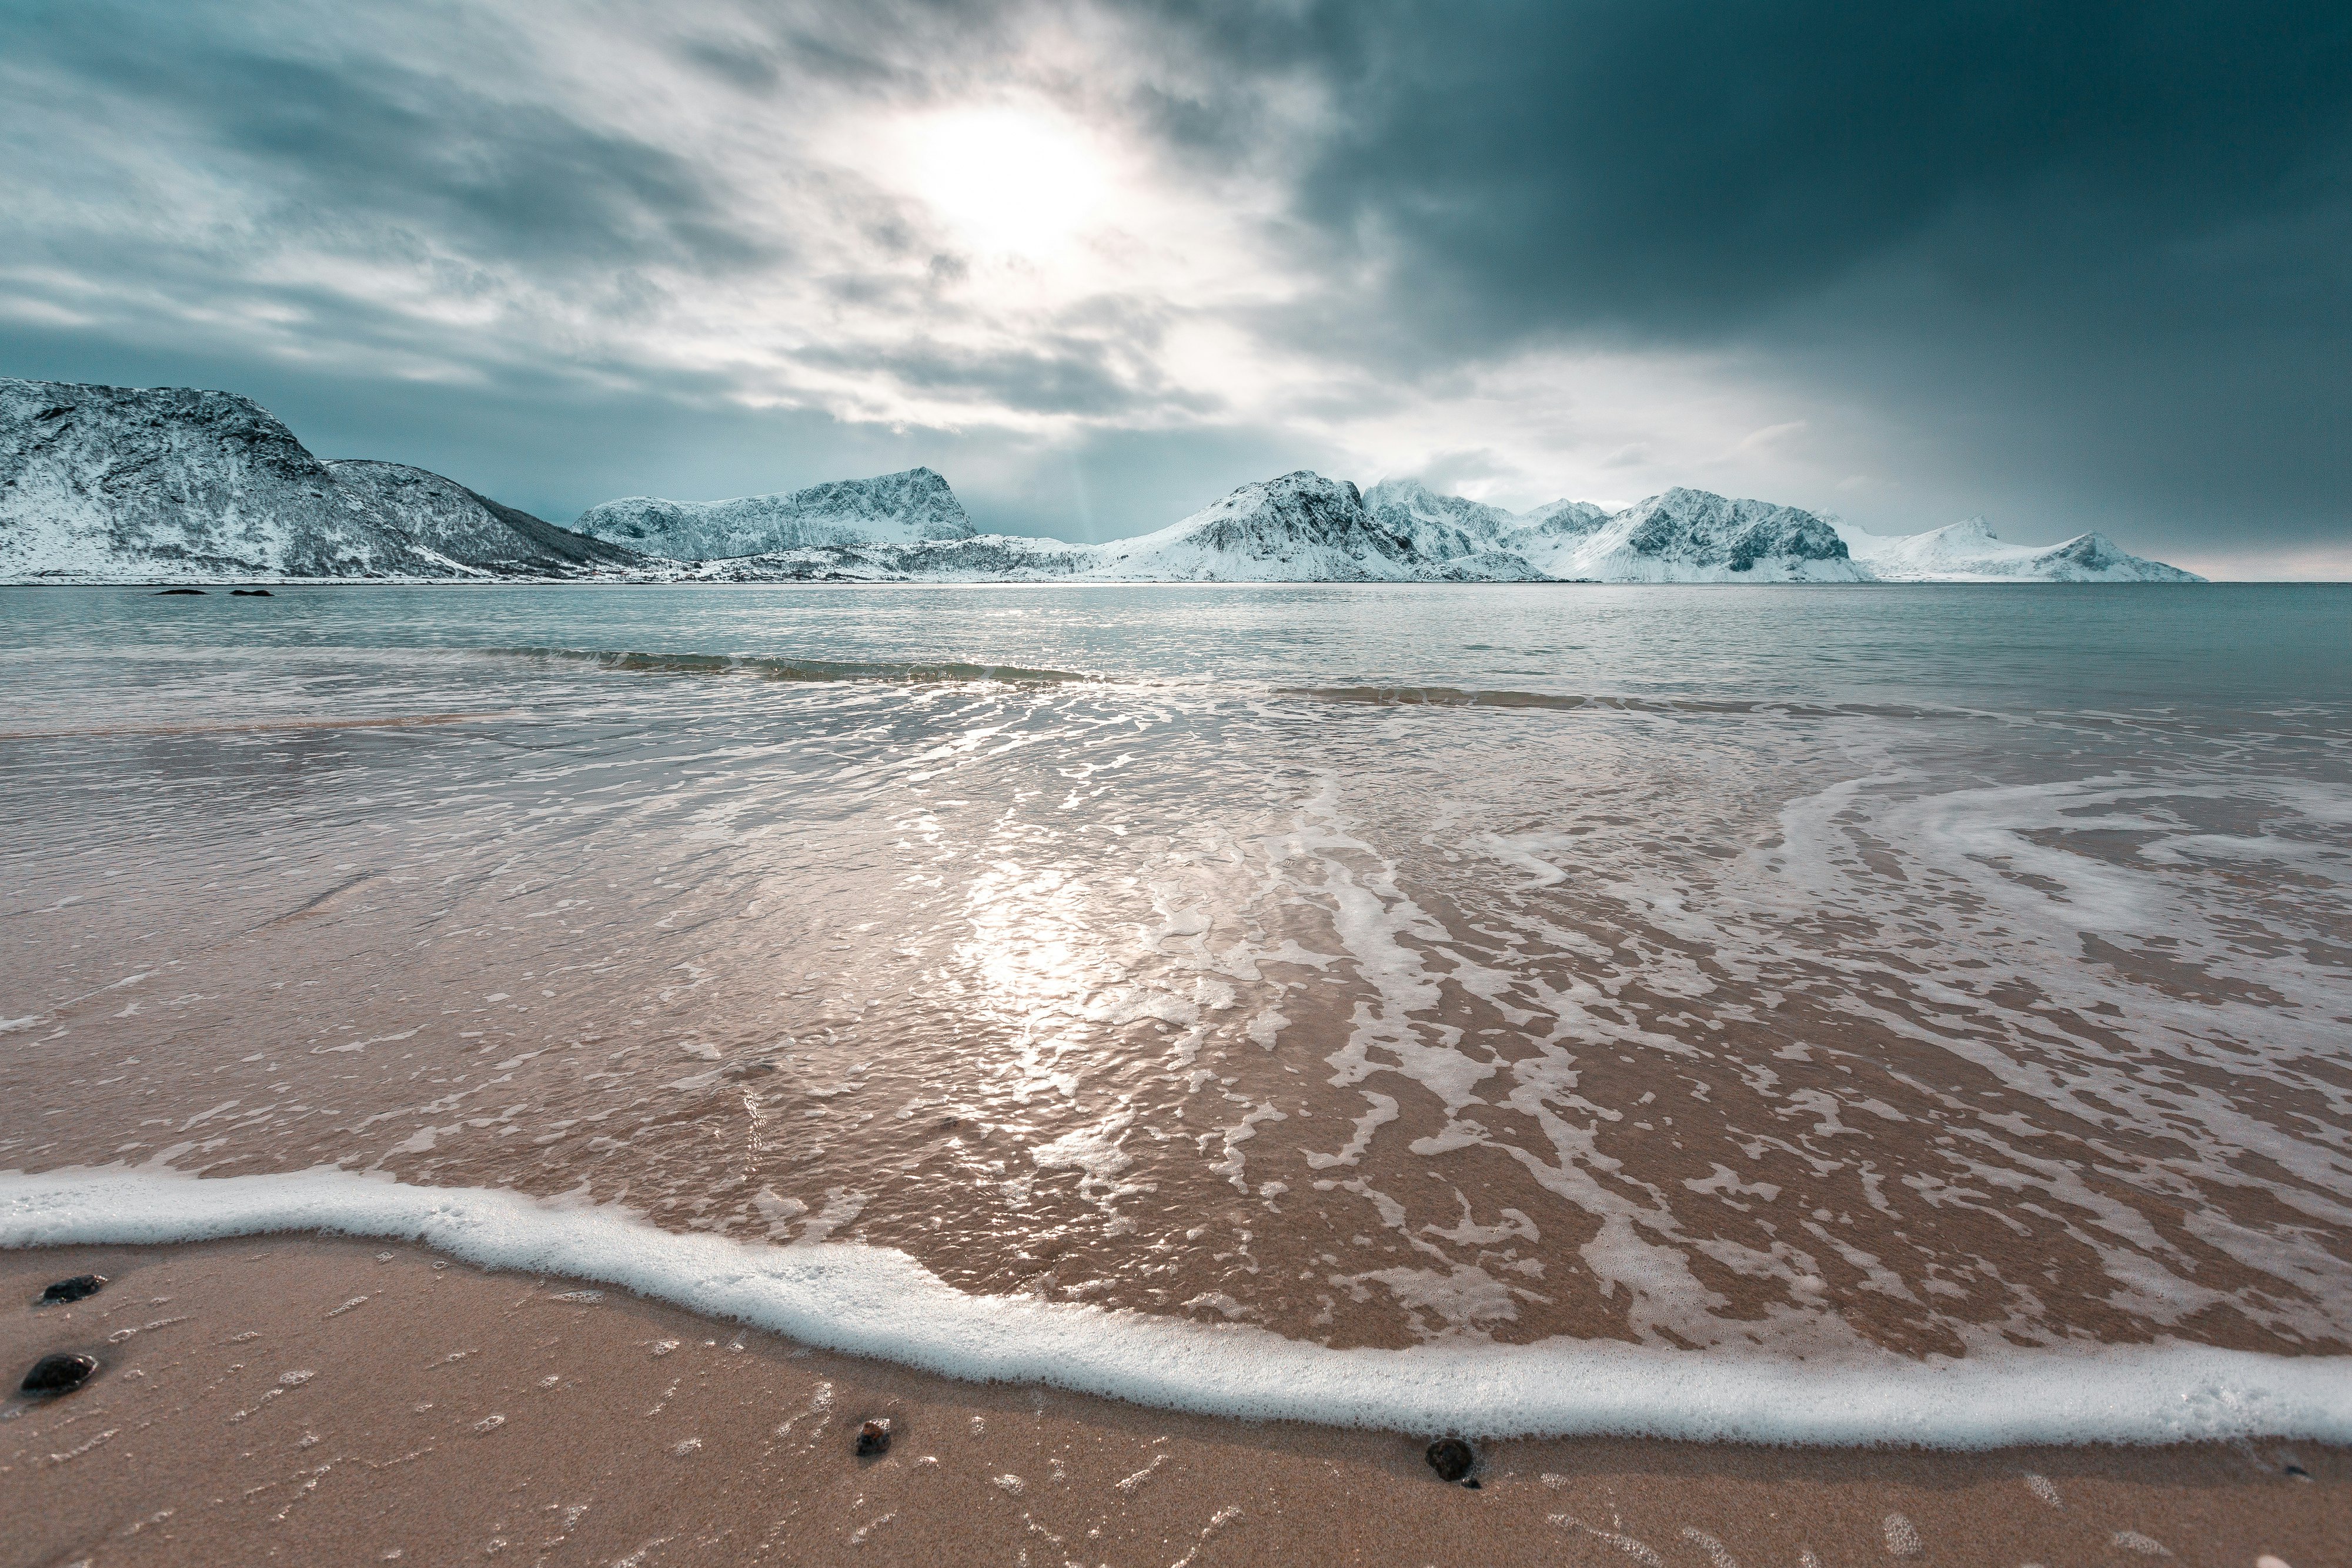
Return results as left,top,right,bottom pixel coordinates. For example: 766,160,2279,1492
1159,0,2352,345
1137,0,2352,553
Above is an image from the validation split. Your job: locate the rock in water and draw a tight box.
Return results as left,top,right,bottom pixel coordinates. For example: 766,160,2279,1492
155,587,205,594
40,1274,106,1303
1425,1437,1475,1482
856,1418,892,1457
21,1352,99,1395
231,587,273,596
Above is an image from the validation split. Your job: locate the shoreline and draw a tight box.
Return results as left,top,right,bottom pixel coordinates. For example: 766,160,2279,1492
5,1169,2351,1452
3,1234,2338,1567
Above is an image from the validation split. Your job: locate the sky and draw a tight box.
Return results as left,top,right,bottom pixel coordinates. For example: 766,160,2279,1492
2,1,2347,577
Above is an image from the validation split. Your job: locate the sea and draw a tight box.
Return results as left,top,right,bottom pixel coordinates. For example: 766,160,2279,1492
4,581,2348,1441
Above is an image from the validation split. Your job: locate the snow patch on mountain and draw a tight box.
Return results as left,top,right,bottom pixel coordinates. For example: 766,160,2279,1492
1835,516,2203,582
573,468,974,559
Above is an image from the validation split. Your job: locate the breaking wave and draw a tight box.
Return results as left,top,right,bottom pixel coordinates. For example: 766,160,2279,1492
5,1168,2348,1448
1283,684,1940,718
483,646,1097,686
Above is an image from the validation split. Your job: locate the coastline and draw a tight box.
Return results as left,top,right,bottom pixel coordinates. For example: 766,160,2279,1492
8,1170,2351,1452
4,1234,2340,1568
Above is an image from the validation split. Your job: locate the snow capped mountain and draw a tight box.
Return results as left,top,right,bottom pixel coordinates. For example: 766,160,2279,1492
0,377,635,581
2,377,436,579
1090,472,1422,581
1834,516,2203,582
1515,487,1865,582
573,468,975,559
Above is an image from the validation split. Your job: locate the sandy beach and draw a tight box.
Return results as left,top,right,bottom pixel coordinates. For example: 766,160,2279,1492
3,1237,2338,1567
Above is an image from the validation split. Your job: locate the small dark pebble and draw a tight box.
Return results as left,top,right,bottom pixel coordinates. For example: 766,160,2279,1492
41,1274,106,1304
21,1352,99,1396
1425,1437,1475,1483
2283,1461,2310,1479
1463,1478,1482,1489
231,588,274,596
155,587,206,595
856,1418,892,1457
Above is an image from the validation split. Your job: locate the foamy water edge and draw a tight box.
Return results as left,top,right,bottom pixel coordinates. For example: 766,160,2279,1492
6,1168,2347,1447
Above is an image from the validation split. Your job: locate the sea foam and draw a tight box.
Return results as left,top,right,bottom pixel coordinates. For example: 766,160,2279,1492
5,1167,2348,1447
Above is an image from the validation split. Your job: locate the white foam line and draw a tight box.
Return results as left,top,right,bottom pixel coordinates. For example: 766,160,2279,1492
7,1167,2349,1448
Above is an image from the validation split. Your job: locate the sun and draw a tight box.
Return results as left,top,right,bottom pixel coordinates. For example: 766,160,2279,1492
900,107,1108,258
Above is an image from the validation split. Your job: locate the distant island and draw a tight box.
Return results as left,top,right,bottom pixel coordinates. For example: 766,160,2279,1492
0,377,2200,585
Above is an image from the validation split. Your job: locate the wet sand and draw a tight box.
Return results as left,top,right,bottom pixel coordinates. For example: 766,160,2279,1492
2,1238,2338,1568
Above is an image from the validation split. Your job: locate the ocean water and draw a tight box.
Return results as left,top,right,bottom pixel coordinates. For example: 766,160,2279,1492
4,583,2349,1436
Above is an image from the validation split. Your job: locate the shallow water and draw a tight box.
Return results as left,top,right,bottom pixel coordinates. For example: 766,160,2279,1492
4,583,2348,1368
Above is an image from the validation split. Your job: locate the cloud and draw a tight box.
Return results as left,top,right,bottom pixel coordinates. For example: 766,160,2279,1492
1225,1,2352,342
0,0,2344,561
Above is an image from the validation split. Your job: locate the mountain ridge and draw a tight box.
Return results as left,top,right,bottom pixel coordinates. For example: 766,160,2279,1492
0,376,2205,584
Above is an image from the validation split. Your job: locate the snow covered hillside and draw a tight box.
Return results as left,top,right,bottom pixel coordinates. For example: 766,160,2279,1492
326,461,638,576
1090,472,1422,581
1834,516,2204,582
573,468,975,559
0,378,636,581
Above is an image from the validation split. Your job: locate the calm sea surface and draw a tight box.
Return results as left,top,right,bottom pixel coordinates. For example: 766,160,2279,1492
4,583,2347,1358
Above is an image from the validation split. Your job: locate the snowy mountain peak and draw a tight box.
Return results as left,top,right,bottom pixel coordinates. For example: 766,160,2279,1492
1516,498,1612,537
572,467,975,559
1906,514,2002,549
1093,470,1425,581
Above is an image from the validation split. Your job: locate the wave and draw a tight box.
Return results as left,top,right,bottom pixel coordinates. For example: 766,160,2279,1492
1282,685,1939,718
0,712,502,741
483,646,1095,686
5,1168,2347,1447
